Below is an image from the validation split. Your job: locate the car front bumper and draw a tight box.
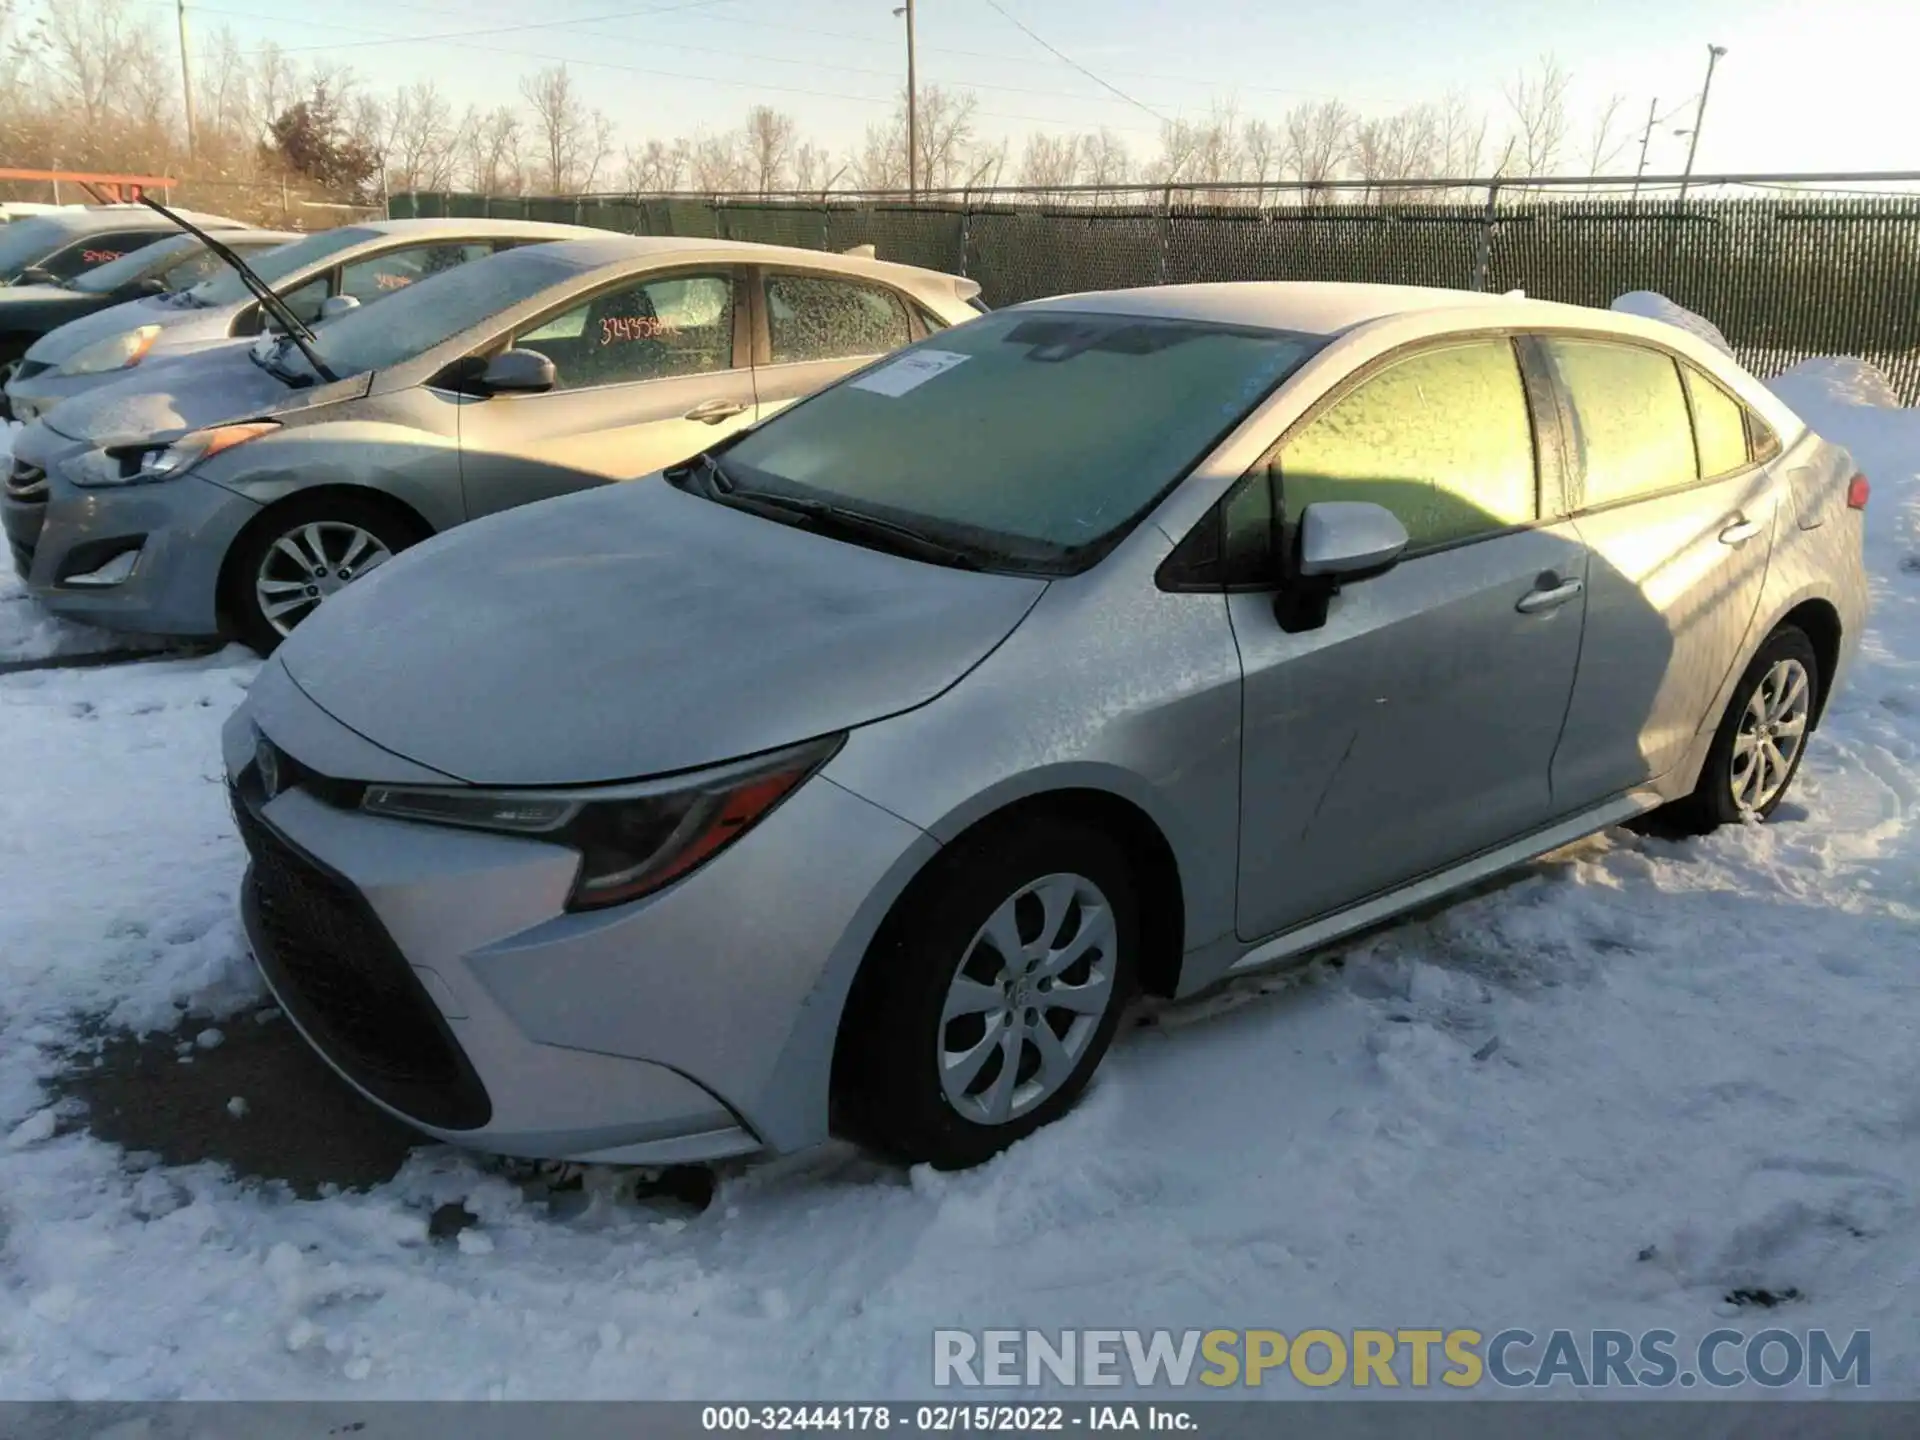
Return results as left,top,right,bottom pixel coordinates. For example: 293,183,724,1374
3,424,257,638
222,669,941,1163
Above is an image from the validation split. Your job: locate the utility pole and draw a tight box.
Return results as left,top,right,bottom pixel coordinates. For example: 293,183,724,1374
1631,96,1658,202
176,0,198,163
903,0,919,198
1678,44,1726,201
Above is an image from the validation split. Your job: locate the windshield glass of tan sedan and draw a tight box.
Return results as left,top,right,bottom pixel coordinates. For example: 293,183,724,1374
719,310,1321,567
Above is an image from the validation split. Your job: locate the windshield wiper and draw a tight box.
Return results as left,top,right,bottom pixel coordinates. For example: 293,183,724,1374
138,196,339,384
716,481,983,571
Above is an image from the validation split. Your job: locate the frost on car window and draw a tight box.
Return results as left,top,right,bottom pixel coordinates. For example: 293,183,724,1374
765,275,911,365
518,274,735,390
1275,340,1537,546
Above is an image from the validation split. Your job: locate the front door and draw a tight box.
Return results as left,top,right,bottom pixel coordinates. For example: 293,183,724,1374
1231,336,1589,940
1536,337,1780,808
456,268,756,519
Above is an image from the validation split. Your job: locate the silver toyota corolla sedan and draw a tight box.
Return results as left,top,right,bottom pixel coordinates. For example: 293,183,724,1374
2,217,604,424
4,236,982,650
221,281,1869,1171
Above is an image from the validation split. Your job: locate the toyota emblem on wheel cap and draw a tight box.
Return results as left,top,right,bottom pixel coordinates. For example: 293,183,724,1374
256,737,281,800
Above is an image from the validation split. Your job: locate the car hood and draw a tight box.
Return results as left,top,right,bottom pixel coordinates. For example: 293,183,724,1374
22,293,221,365
0,284,85,307
42,344,370,446
276,479,1050,786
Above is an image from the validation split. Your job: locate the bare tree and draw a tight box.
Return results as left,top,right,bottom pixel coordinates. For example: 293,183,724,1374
1585,92,1631,176
1283,99,1354,187
1241,118,1281,201
464,105,524,195
1433,91,1488,192
1018,132,1081,198
623,137,688,193
915,86,980,190
849,111,907,191
1504,53,1573,175
689,131,745,191
1351,104,1444,198
1082,128,1132,191
741,105,796,194
387,81,457,194
792,141,840,194
520,63,610,194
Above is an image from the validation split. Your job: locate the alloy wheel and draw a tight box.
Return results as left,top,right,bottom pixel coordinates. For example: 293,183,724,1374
254,521,393,637
1731,657,1812,813
938,872,1118,1126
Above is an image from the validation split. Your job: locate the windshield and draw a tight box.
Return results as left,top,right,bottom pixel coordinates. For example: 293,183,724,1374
283,245,584,380
0,216,77,281
718,310,1323,570
185,225,375,306
68,233,199,293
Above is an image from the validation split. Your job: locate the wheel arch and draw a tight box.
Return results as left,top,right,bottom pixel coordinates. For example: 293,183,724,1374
215,484,436,634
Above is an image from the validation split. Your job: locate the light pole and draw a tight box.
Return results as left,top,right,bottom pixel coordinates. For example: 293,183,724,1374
1631,96,1658,202
1678,43,1726,200
177,0,198,163
893,1,918,197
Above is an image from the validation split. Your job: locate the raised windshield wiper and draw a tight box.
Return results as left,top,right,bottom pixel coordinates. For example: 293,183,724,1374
138,196,340,384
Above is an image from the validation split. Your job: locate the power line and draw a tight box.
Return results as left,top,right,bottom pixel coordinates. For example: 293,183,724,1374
248,0,741,56
976,0,1166,123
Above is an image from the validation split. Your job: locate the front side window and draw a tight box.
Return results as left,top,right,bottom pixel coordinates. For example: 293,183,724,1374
1543,337,1698,509
1684,364,1752,479
765,274,912,364
339,242,493,304
719,310,1321,569
515,273,736,390
1252,339,1538,552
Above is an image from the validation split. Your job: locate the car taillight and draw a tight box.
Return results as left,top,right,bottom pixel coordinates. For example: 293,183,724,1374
1847,474,1870,510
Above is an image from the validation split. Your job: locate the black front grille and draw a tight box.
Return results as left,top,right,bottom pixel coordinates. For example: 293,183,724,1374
231,774,491,1130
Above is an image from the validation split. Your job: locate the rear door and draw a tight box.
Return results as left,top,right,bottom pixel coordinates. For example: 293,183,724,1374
746,268,921,419
1228,335,1590,939
454,266,755,519
1538,335,1781,808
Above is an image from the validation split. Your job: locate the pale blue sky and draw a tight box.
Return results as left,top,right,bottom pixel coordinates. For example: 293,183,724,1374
144,0,1918,174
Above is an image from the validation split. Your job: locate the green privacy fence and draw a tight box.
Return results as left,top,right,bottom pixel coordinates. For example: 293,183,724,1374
390,187,1920,401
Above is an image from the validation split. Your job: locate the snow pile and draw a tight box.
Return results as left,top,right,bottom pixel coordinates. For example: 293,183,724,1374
1610,290,1735,354
1769,355,1905,412
0,365,1916,1401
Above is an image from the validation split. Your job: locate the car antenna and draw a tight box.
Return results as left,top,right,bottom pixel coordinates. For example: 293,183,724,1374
137,195,340,385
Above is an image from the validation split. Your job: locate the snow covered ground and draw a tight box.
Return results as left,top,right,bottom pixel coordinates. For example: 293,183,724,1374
0,341,1917,1402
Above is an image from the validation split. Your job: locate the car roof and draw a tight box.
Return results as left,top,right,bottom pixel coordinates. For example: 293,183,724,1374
1009,280,1626,336
519,232,977,294
339,218,612,241
35,205,245,234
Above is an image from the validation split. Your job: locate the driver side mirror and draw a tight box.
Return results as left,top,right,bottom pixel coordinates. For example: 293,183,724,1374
1274,501,1409,634
319,294,360,321
476,348,557,396
17,265,57,286
130,276,168,297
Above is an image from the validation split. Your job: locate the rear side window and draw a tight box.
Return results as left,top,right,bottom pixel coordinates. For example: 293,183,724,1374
1263,339,1538,550
340,242,493,304
1542,338,1698,508
1684,366,1752,479
765,274,912,364
39,229,166,280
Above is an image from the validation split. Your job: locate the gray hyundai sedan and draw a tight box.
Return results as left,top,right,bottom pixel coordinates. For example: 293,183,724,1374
222,281,1868,1170
4,235,983,650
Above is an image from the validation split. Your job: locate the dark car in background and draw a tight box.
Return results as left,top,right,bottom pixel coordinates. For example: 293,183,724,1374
0,229,299,409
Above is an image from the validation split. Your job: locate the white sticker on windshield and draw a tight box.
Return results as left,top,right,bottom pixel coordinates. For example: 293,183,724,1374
849,348,970,397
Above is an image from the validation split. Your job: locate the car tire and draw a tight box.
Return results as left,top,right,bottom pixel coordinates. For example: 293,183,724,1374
834,815,1140,1170
225,494,423,656
1657,624,1822,835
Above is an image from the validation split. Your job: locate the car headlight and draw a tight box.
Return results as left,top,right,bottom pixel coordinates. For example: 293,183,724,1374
67,421,279,489
56,324,162,377
358,734,845,911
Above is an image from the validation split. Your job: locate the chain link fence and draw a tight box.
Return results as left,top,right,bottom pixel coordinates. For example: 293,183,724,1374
391,178,1920,401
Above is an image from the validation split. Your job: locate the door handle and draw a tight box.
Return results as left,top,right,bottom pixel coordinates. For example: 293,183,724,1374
684,398,749,424
1516,577,1583,614
1719,517,1763,545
